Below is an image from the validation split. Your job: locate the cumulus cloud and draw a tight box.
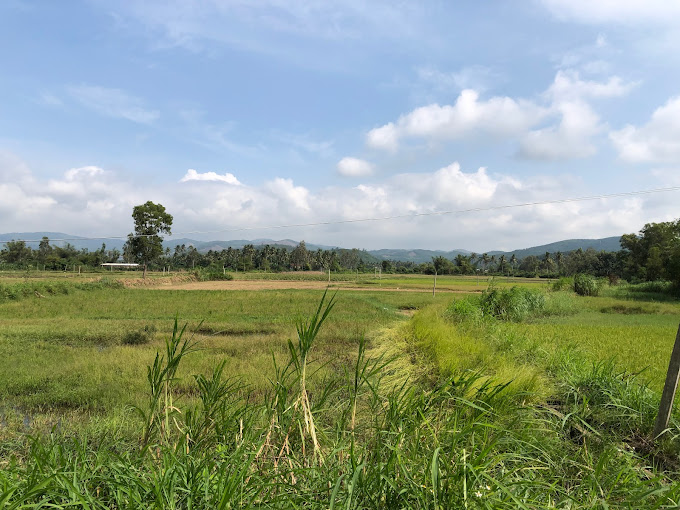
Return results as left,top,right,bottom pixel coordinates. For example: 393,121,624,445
337,157,374,177
367,89,546,150
610,96,680,163
180,169,241,185
265,178,311,211
547,70,634,101
2,151,678,251
68,85,159,124
369,70,635,161
520,100,601,160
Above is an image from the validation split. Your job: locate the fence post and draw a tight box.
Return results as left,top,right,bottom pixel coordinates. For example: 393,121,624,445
654,323,680,439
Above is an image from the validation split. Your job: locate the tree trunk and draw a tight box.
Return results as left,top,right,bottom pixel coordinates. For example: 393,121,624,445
143,263,147,279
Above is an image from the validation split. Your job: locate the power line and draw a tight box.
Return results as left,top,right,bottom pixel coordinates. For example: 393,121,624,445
8,185,680,244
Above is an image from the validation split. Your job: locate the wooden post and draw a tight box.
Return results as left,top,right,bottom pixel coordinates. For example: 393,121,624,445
654,324,680,439
432,270,437,297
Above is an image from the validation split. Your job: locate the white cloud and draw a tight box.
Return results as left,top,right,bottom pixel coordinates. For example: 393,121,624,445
337,157,374,177
265,178,311,211
2,151,679,251
366,123,399,151
610,96,680,163
538,0,680,25
520,100,602,160
180,169,241,185
68,85,159,124
369,70,635,161
547,70,634,101
367,89,546,150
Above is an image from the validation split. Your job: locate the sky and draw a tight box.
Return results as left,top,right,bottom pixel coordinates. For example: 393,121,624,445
1,0,680,251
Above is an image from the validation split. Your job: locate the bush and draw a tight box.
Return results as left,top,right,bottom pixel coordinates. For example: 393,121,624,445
122,324,157,345
552,277,574,291
480,286,546,322
573,273,601,296
444,296,484,323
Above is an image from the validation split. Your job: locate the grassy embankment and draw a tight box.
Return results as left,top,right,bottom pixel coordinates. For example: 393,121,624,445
1,275,680,506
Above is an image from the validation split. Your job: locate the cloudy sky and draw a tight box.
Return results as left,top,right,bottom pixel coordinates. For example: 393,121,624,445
1,1,680,251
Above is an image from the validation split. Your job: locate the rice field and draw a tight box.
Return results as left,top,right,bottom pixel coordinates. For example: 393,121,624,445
1,272,680,507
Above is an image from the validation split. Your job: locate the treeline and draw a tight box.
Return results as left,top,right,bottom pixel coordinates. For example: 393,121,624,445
2,219,679,285
0,237,121,270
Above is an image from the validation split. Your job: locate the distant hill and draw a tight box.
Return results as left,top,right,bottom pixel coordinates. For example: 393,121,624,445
0,233,334,254
0,232,622,261
487,237,622,259
0,232,126,252
368,248,471,264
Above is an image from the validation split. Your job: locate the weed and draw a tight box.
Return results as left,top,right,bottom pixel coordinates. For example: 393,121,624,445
122,324,157,345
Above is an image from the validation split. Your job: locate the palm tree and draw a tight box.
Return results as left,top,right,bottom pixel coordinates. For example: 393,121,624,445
499,254,507,275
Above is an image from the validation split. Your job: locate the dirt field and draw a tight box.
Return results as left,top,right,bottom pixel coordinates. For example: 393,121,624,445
149,279,479,293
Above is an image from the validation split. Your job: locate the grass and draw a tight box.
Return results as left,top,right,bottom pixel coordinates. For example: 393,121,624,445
0,284,452,440
1,274,680,507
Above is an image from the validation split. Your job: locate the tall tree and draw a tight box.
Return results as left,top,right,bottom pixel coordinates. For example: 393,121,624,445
290,241,309,270
510,254,517,276
38,236,52,265
127,201,173,278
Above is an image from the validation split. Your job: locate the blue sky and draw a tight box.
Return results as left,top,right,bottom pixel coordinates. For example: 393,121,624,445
1,0,680,251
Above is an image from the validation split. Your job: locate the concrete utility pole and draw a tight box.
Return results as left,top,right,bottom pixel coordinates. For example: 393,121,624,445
654,324,680,439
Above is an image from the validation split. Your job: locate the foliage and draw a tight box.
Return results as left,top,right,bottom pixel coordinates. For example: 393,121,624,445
574,273,601,296
621,219,680,285
2,293,680,507
480,286,547,322
551,276,573,291
193,267,234,281
125,201,173,277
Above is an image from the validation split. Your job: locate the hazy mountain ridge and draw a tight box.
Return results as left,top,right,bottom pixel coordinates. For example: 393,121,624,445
0,232,622,262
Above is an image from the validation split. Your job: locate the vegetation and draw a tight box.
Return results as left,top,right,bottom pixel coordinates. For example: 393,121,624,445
124,201,173,278
1,281,679,507
3,218,680,293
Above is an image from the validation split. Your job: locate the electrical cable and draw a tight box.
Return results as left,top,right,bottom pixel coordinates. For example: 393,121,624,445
8,185,680,244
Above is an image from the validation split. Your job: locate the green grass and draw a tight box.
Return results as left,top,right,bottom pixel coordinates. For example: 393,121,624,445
2,286,680,507
2,276,680,507
0,285,451,438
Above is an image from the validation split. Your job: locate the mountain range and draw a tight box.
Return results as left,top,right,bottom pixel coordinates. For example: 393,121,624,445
0,232,622,264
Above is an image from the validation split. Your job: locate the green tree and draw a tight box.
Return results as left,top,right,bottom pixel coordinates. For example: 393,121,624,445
290,241,309,270
38,236,52,265
498,254,507,275
127,201,173,278
2,240,32,264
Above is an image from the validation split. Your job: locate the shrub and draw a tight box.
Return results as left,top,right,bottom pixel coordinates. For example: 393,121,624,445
122,324,157,345
552,277,573,291
573,273,600,296
480,286,546,322
444,296,484,323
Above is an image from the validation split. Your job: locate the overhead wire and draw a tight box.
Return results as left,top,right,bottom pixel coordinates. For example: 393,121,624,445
8,185,680,244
